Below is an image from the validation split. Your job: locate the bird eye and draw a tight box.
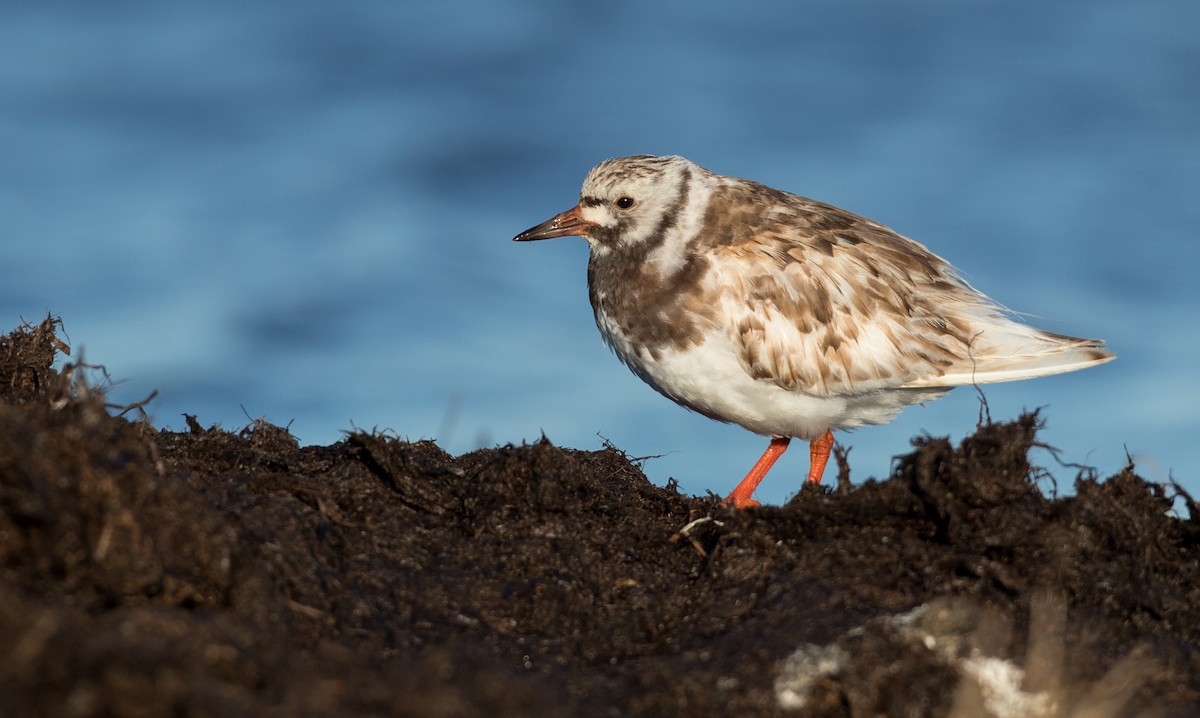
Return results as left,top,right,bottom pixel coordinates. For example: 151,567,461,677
615,196,635,209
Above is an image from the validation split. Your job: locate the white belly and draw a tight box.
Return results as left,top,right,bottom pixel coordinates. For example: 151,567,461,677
605,328,948,440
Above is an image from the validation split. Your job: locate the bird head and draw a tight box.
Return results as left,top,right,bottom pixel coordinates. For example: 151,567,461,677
514,155,697,254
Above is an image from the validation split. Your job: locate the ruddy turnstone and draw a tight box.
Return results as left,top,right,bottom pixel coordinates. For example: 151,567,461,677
514,155,1114,508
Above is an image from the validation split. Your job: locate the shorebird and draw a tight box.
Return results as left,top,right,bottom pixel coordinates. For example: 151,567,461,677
515,155,1114,507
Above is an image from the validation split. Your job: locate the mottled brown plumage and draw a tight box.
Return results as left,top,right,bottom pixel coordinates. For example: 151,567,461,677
515,155,1114,506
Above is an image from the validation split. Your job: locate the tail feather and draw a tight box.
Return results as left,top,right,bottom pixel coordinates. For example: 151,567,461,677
904,329,1115,389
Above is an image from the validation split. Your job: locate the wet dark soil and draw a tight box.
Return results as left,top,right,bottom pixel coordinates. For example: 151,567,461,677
3,317,1199,717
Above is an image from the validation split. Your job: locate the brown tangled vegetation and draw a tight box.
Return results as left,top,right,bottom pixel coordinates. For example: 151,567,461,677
2,316,1198,717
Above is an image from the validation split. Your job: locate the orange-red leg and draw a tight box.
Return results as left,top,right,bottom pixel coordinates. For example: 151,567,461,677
725,431,835,508
725,437,791,508
806,429,835,484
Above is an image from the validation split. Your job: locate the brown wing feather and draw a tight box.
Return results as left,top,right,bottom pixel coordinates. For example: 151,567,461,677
706,194,987,396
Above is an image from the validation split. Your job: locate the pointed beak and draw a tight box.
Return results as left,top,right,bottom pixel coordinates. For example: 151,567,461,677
513,205,597,242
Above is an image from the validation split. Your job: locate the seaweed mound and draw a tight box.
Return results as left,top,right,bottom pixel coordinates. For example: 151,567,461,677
2,317,1198,717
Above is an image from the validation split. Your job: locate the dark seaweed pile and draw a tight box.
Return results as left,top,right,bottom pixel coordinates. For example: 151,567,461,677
2,317,1198,717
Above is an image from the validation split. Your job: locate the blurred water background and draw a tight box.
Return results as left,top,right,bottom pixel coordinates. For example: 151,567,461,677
3,1,1197,505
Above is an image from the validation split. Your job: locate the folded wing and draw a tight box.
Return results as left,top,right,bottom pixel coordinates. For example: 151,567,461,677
707,208,1113,397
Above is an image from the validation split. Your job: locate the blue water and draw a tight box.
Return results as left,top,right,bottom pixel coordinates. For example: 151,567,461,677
3,1,1197,505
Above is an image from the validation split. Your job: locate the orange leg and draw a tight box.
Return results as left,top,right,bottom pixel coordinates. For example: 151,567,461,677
725,437,791,508
806,429,834,484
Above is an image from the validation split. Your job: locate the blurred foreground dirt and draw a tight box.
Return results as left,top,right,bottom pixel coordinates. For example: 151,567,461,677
2,317,1198,717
